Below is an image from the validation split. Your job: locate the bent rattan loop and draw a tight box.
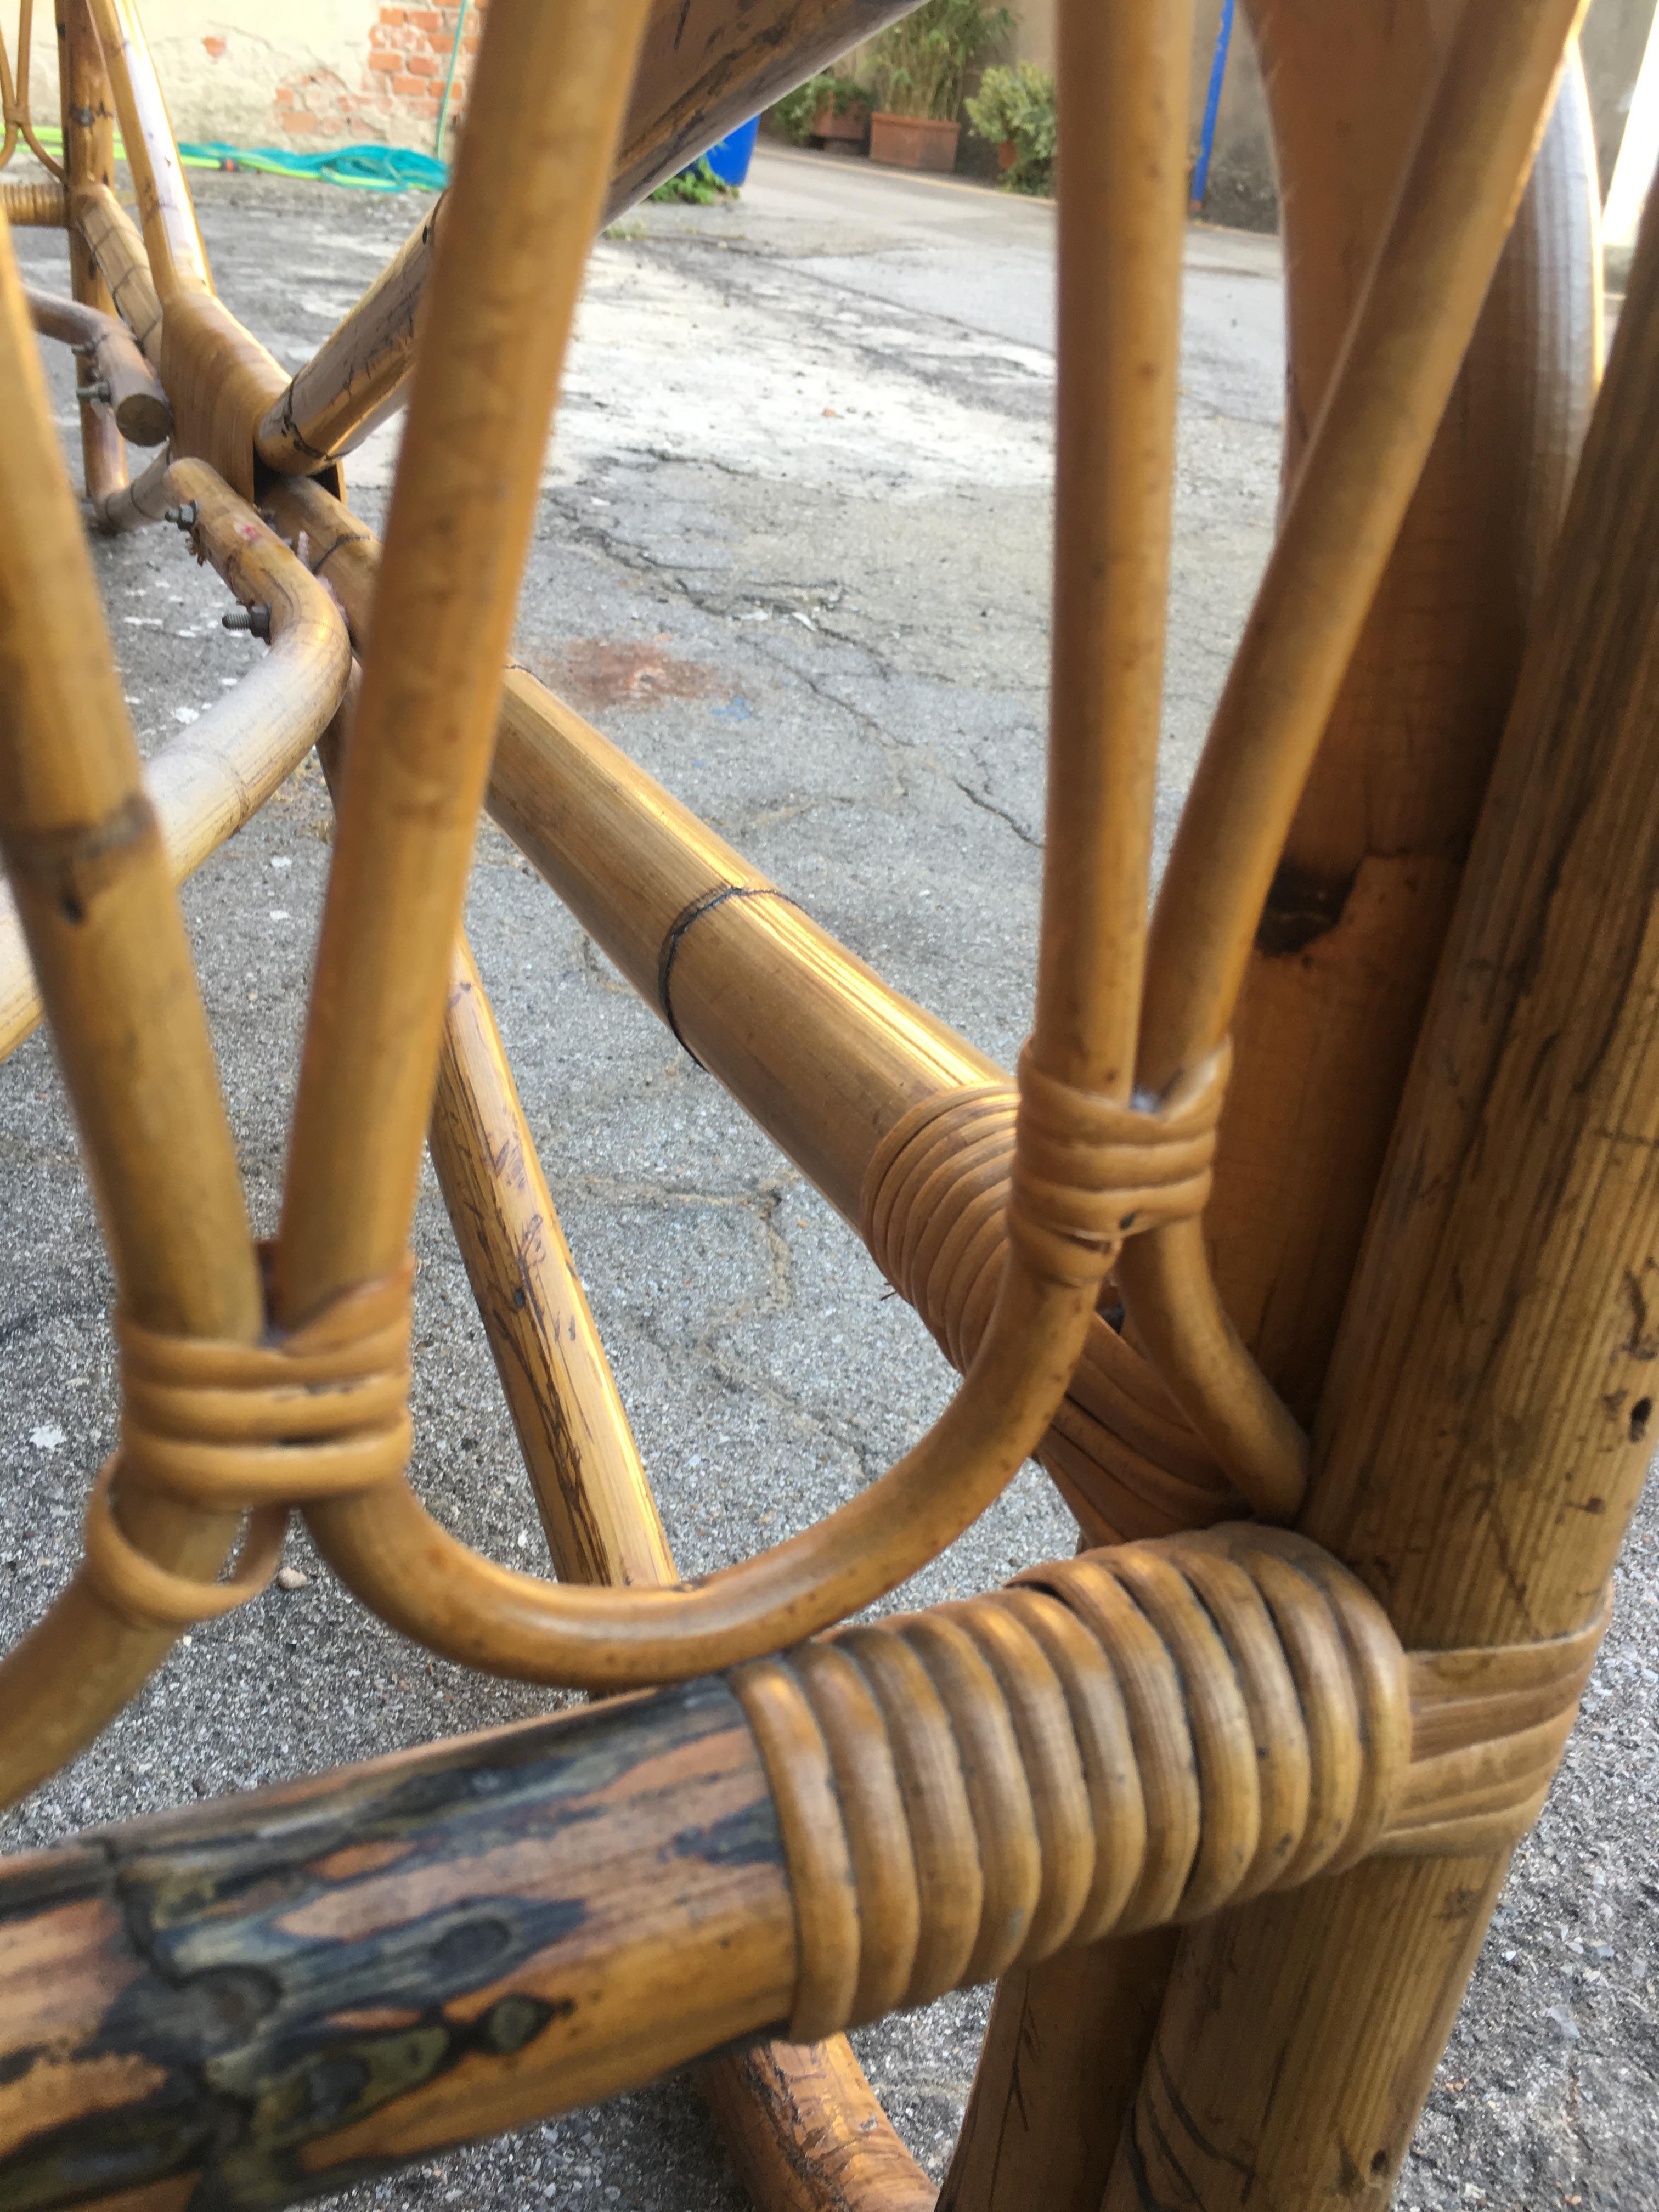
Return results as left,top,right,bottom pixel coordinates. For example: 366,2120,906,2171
82,1459,289,1630
80,1250,416,1635
736,1526,1606,2042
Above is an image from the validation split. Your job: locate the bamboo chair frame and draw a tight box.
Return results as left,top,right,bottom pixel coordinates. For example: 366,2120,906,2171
0,1,1647,2208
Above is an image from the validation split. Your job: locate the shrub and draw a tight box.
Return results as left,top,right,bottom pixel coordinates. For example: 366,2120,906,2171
770,72,866,145
867,0,1012,124
648,157,732,206
966,61,1056,194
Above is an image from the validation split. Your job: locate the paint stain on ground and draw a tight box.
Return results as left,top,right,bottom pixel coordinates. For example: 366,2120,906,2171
533,638,726,711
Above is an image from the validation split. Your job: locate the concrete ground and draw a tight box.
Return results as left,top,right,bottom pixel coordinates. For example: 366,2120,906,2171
2,143,1655,2212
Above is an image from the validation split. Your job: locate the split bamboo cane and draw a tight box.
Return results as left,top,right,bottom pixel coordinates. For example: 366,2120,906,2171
1103,176,1659,2212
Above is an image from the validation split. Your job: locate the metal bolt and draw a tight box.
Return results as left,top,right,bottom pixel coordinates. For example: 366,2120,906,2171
78,379,110,405
164,503,199,530
222,603,271,640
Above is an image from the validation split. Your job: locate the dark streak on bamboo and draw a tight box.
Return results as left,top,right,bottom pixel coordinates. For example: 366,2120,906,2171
0,1680,793,2212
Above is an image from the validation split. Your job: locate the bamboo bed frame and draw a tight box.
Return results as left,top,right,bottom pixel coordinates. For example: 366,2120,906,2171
0,0,1647,2206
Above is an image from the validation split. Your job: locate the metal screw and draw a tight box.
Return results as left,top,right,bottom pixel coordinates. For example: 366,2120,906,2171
222,603,271,640
164,503,199,530
78,379,110,405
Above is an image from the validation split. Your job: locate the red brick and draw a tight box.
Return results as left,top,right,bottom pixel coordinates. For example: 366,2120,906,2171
274,84,295,104
407,51,439,75
379,7,405,24
410,9,442,27
368,50,399,71
391,73,425,94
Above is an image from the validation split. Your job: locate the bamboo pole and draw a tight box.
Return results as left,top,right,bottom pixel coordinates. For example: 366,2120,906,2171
0,219,259,1807
1205,12,1599,1429
25,284,172,443
1111,0,1592,1519
53,0,126,499
69,180,161,362
430,935,671,1587
254,0,923,477
1102,168,1659,2212
417,905,926,2209
0,459,349,1065
81,0,206,298
0,1517,1599,2203
944,37,1602,2212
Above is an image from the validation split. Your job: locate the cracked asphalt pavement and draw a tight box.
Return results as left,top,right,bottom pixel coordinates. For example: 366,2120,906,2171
2,143,1655,2212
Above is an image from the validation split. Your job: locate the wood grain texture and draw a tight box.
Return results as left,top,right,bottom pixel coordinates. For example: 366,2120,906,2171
1103,155,1659,2212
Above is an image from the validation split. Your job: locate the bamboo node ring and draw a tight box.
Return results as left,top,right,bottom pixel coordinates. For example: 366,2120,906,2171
80,1249,415,1632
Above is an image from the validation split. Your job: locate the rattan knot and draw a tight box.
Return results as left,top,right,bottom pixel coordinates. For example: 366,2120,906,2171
82,1253,415,1633
730,1522,1410,2043
859,1048,1229,1364
1008,1043,1230,1285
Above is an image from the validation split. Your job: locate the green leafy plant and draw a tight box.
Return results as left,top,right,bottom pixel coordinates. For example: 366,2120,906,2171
770,71,867,145
867,0,1012,123
966,61,1056,194
648,156,733,206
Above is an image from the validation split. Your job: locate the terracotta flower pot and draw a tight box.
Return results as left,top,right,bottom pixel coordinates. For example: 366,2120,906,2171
812,101,868,144
868,111,961,173
997,137,1019,172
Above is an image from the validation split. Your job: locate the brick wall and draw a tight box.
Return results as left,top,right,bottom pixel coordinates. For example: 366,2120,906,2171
275,2,487,151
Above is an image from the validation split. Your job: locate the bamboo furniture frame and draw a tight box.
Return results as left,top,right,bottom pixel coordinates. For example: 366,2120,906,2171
0,0,1646,2208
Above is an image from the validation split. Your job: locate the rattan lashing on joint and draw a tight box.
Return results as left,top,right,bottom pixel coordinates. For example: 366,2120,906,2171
735,1525,1606,2047
81,1252,414,1633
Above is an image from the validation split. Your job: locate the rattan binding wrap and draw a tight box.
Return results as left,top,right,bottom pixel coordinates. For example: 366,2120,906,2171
734,1524,1604,2044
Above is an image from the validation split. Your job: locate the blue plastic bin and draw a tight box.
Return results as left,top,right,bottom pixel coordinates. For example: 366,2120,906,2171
702,116,760,188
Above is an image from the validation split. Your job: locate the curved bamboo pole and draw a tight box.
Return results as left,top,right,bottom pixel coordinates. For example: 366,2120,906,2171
1113,0,1593,1514
0,459,350,1065
294,0,1186,1689
945,32,1603,2212
1107,171,1659,2212
0,221,260,1809
69,180,162,363
25,284,172,442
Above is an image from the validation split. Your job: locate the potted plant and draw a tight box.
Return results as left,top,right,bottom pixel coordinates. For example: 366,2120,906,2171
866,0,1011,173
965,61,1056,195
770,71,870,149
